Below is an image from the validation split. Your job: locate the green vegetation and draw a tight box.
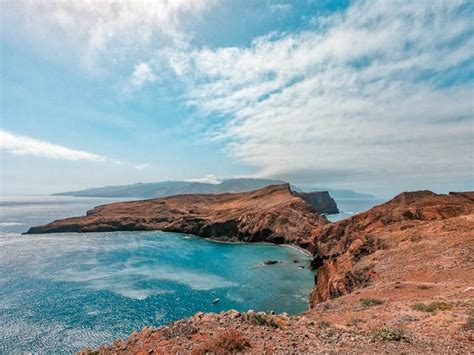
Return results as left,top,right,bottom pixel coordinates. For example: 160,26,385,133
372,328,408,342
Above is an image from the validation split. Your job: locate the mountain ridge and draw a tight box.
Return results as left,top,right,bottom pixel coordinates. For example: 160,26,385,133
53,178,374,199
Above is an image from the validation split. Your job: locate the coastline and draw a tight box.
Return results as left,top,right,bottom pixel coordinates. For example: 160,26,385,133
199,235,313,257
280,243,312,257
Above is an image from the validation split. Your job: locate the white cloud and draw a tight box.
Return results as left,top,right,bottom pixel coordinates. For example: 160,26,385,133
269,2,292,13
187,175,222,184
0,130,107,162
135,163,150,170
168,0,474,192
2,0,216,72
126,62,158,91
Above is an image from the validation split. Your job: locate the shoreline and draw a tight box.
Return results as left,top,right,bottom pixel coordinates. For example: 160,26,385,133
280,243,312,257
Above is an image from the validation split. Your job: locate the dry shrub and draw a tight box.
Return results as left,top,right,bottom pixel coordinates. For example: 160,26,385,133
243,312,282,328
360,298,385,307
192,330,250,355
162,321,197,339
372,328,408,342
411,301,452,313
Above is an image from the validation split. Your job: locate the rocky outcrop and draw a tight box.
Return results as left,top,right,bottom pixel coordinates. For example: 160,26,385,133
309,190,474,305
26,184,328,248
295,191,339,214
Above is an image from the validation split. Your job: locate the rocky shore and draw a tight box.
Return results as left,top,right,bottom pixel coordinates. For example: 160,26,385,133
27,187,474,353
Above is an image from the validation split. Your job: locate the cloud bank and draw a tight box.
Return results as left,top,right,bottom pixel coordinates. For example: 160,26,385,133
0,130,107,162
169,0,473,189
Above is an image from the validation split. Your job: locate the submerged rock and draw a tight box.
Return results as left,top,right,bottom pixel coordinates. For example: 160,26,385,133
263,260,278,265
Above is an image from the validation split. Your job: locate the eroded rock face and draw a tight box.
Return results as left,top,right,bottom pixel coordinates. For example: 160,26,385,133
26,184,328,248
309,190,474,306
295,191,339,214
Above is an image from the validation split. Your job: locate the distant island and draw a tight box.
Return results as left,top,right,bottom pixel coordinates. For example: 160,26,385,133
53,178,375,199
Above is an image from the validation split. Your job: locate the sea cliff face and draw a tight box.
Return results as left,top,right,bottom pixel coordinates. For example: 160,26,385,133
295,191,339,214
26,184,329,248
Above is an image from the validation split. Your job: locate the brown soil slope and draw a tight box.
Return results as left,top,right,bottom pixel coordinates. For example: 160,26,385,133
26,184,328,247
82,190,474,354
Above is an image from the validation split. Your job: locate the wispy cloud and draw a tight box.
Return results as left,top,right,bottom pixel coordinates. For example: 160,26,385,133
268,2,292,13
134,163,150,170
0,130,107,162
127,62,158,90
168,0,473,190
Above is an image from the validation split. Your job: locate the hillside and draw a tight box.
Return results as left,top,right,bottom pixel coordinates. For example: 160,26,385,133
53,178,287,198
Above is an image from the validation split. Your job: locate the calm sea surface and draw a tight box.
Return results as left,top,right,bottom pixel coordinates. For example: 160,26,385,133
0,195,321,354
326,197,385,222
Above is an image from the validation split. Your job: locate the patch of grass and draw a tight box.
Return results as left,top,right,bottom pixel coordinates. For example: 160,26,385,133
360,298,385,308
411,301,452,313
192,330,250,355
372,328,408,342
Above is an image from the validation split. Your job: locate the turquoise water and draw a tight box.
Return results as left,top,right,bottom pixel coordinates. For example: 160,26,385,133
0,196,315,353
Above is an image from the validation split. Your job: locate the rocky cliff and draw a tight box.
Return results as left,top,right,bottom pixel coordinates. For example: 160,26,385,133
26,184,329,247
309,190,474,305
296,191,339,214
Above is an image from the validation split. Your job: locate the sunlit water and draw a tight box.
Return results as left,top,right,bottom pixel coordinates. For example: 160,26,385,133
0,196,315,353
326,197,385,222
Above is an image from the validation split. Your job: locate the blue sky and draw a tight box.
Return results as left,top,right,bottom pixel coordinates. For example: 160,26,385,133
0,0,473,196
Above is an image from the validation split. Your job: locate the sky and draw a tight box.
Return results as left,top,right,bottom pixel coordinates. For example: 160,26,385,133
0,0,473,197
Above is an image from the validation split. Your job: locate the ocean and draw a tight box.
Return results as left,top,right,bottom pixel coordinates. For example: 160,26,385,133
326,197,386,222
0,195,320,353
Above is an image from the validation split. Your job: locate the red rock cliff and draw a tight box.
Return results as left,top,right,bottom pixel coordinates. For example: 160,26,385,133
309,190,474,306
26,184,328,247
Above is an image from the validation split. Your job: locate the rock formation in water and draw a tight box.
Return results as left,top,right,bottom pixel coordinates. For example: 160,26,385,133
296,191,339,214
26,184,329,248
80,189,474,354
